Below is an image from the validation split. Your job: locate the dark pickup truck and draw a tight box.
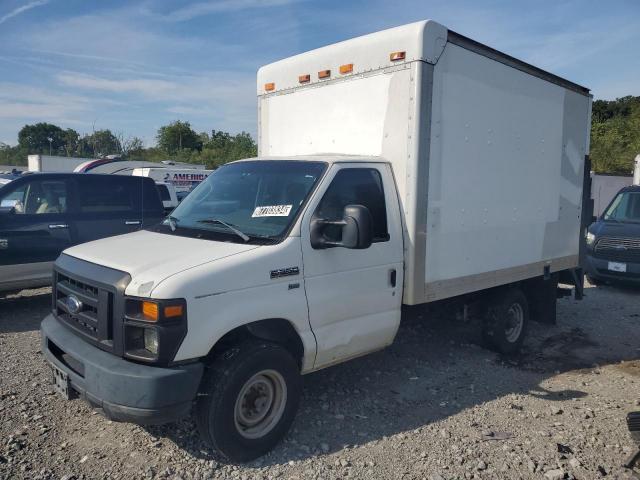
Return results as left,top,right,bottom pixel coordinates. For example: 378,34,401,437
0,173,164,293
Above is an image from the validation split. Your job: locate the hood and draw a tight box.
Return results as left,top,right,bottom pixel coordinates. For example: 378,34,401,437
63,230,259,295
590,219,640,238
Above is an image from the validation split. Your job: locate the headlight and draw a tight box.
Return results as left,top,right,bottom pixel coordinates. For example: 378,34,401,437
123,298,187,364
585,231,596,246
144,328,159,355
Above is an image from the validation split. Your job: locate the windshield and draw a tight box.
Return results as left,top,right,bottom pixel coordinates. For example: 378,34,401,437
159,160,326,242
603,191,640,223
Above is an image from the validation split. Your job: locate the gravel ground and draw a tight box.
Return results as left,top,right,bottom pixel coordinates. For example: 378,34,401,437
1,281,640,480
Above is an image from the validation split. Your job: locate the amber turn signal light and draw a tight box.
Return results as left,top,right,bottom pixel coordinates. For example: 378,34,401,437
142,301,159,322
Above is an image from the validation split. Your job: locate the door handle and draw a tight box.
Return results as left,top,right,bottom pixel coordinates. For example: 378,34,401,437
125,220,141,225
389,268,397,287
48,224,68,229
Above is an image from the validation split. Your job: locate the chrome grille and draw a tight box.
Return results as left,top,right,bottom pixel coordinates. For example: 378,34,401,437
594,236,640,262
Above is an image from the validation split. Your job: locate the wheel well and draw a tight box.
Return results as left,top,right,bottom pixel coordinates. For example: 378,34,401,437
204,319,305,368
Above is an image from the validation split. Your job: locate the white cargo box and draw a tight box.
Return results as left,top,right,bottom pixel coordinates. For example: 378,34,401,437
257,20,592,305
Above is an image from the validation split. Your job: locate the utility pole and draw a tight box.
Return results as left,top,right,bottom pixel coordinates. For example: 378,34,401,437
47,137,52,156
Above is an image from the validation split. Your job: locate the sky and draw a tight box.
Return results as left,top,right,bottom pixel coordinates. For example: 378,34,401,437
0,0,639,147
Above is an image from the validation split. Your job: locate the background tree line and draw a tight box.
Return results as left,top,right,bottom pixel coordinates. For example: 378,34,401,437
0,120,257,170
1,97,639,174
590,96,640,174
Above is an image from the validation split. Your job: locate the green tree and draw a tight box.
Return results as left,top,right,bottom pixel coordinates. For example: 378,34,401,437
157,121,202,154
18,123,66,154
590,96,640,174
85,129,122,156
62,128,80,156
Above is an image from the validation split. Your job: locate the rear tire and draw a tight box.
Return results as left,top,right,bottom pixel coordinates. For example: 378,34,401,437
195,340,301,463
482,288,529,355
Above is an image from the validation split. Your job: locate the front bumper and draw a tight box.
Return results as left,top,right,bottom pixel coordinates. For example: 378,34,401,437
584,253,640,283
41,314,204,425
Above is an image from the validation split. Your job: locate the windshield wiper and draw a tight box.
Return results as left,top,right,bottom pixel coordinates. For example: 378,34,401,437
197,218,250,242
167,215,179,231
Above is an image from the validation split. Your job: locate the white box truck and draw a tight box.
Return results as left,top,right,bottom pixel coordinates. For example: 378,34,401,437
28,154,96,172
40,20,592,462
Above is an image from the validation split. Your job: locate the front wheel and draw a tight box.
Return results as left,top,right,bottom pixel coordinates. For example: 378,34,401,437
195,340,302,462
482,288,529,355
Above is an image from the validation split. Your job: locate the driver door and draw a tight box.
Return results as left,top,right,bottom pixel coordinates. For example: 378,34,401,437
300,163,404,369
0,177,73,289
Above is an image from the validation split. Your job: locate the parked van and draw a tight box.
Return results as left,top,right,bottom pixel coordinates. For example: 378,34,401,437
585,185,640,284
132,167,212,193
0,173,164,293
40,20,591,461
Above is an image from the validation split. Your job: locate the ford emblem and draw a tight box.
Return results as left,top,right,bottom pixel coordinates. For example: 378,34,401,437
64,295,83,315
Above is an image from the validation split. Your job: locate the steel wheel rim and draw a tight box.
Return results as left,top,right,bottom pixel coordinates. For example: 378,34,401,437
504,303,524,343
234,369,287,439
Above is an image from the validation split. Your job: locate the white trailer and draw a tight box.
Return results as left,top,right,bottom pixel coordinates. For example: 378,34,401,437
132,167,212,192
27,155,95,172
42,20,592,462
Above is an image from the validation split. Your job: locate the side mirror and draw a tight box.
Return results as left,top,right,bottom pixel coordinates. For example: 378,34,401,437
310,204,373,250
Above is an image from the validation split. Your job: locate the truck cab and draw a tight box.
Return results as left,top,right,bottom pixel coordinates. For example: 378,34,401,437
41,156,405,459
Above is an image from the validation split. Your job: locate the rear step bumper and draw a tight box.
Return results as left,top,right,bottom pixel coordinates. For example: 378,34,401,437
40,314,203,425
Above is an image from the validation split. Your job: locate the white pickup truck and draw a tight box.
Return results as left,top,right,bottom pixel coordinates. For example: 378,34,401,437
41,20,592,462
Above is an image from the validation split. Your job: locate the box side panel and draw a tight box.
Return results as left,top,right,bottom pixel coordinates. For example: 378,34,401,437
424,43,590,301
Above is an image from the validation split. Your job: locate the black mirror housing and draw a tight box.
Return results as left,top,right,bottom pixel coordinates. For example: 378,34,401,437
310,204,373,250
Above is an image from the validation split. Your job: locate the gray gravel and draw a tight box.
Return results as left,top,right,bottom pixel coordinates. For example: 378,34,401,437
1,281,640,480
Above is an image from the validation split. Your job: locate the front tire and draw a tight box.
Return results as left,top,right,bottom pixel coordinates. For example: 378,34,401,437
195,340,302,462
482,288,529,355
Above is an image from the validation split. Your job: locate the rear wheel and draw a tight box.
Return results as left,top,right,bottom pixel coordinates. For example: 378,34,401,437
482,288,529,355
195,340,301,463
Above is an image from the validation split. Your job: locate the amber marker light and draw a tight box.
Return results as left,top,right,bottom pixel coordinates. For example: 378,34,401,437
390,51,406,61
164,305,184,318
318,69,331,79
339,63,353,74
264,82,275,91
299,74,311,83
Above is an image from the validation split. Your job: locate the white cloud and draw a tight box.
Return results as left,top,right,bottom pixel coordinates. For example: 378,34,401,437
147,0,301,22
0,0,49,25
56,73,176,96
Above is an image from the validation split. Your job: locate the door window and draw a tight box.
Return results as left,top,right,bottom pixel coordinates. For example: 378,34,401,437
0,180,67,214
315,168,389,242
77,177,136,213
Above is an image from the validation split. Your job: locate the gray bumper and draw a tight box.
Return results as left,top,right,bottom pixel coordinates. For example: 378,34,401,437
41,314,204,425
584,254,640,283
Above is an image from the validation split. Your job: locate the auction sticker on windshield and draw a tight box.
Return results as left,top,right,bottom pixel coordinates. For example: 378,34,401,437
252,205,292,217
